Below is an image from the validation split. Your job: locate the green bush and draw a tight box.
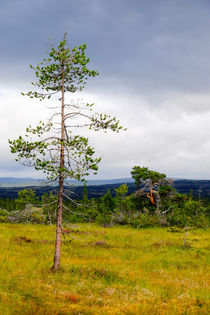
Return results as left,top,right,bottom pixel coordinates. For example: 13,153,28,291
0,209,8,216
169,199,209,228
7,207,46,224
0,210,9,223
95,213,112,226
130,213,160,228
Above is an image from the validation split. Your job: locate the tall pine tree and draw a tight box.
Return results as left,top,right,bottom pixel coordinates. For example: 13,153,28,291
9,33,124,270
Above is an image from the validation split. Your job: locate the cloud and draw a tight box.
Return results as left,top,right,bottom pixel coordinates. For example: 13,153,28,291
70,90,210,179
1,0,210,179
1,84,210,179
2,0,210,92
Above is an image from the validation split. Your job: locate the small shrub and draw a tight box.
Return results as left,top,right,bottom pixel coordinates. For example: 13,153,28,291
7,207,46,224
95,213,111,226
130,213,160,228
0,210,9,222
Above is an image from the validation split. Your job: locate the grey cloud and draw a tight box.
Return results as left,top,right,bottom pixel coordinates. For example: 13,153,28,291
1,0,210,94
1,0,210,179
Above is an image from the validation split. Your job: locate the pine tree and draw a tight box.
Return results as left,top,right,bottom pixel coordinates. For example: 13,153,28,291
9,33,124,269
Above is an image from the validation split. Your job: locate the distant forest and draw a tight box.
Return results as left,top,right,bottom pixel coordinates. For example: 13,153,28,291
1,179,210,200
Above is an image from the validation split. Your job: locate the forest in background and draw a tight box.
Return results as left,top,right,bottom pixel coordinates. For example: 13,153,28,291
1,178,210,199
0,167,209,229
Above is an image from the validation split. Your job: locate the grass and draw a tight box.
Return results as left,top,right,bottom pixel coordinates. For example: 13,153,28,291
0,223,209,314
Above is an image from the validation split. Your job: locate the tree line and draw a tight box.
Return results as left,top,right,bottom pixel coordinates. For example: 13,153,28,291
1,166,209,229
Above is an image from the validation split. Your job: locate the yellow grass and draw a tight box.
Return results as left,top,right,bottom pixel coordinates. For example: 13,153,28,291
0,223,209,314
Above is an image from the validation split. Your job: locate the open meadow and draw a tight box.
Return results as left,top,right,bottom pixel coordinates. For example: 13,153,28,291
0,223,209,314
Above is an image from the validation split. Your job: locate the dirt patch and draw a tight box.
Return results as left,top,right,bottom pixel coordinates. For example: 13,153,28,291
152,241,177,248
13,236,53,244
82,241,111,248
95,241,108,247
15,236,32,243
62,229,90,235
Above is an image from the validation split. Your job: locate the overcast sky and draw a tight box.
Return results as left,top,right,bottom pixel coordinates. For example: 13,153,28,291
1,0,210,180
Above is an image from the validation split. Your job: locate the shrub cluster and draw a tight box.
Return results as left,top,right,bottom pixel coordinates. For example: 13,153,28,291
1,185,209,228
0,166,209,228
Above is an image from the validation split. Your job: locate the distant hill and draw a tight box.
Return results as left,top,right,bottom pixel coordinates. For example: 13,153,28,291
0,177,44,187
173,179,210,197
0,178,210,199
0,183,135,199
0,177,134,187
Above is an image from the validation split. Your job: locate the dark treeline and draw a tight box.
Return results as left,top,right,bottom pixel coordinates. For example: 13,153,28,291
1,179,210,200
0,167,210,228
0,183,136,200
0,178,209,228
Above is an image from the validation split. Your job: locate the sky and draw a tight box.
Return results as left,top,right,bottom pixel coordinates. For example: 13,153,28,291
1,0,210,180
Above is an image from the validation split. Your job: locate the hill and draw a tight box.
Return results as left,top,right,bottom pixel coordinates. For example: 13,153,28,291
1,178,210,199
0,177,134,187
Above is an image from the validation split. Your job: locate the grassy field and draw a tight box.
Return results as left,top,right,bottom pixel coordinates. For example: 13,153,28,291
0,223,209,314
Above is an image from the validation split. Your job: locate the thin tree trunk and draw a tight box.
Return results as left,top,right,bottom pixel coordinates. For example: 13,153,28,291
52,62,65,270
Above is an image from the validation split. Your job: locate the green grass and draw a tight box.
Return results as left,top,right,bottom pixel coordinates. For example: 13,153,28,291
0,223,209,314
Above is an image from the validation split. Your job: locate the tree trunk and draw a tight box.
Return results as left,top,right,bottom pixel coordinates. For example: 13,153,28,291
52,62,65,270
